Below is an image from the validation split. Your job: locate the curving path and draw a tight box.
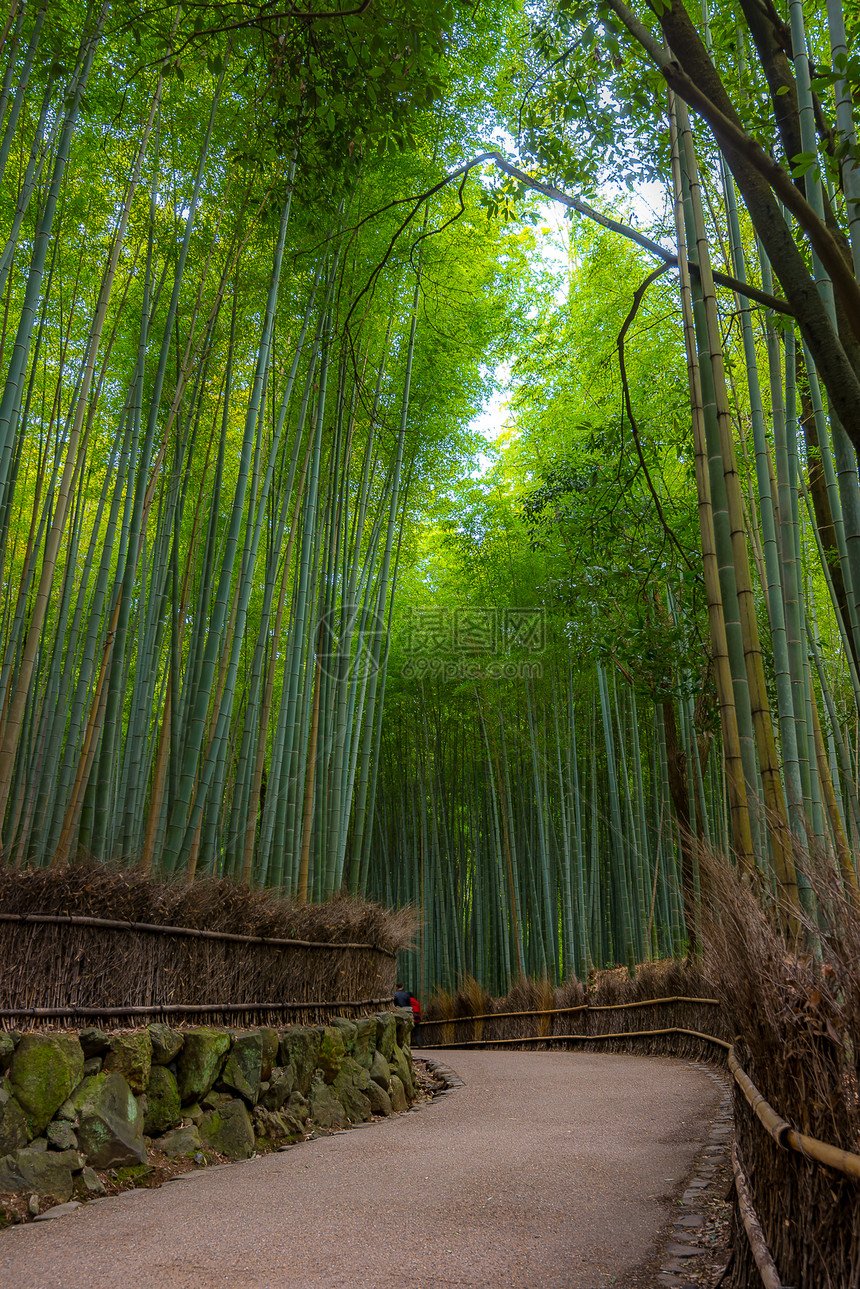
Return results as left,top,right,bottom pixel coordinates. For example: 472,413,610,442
0,1050,720,1289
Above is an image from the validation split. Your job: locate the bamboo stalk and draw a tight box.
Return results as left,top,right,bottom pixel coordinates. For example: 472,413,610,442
668,93,755,874
731,1142,787,1289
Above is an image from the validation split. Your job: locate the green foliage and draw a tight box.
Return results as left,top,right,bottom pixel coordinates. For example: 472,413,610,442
0,0,521,892
2,0,859,995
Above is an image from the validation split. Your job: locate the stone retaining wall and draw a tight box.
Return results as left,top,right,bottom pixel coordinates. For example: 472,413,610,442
0,1009,415,1207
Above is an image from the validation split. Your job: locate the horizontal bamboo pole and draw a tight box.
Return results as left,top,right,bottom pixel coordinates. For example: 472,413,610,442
589,995,721,1010
420,995,721,1027
0,996,393,1020
0,910,395,956
728,1047,860,1181
427,1026,731,1048
732,1141,786,1289
729,1046,794,1146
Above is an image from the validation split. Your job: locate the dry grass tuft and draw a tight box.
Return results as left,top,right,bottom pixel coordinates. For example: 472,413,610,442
554,976,587,1010
427,986,456,1046
0,861,416,952
454,975,491,1043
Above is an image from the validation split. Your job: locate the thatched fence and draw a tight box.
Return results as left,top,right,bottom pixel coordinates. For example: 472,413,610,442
422,959,728,1061
700,853,860,1289
421,995,726,1063
0,866,411,1029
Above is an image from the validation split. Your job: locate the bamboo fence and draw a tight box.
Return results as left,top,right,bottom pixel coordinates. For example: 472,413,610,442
420,994,727,1062
0,910,397,1030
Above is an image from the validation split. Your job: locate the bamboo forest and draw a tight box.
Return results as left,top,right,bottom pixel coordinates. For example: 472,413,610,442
1,0,860,998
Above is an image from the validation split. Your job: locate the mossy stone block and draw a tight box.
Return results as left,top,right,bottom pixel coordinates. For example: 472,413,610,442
332,1057,372,1124
153,1124,201,1158
148,1023,183,1067
259,1028,278,1082
201,1089,229,1111
353,1018,377,1071
260,1067,293,1111
341,1055,372,1092
45,1121,77,1151
316,1027,346,1085
309,1078,347,1130
80,1165,105,1195
287,1091,309,1123
370,1050,391,1090
74,1071,146,1169
375,1013,396,1062
143,1065,181,1137
391,1044,414,1099
104,1032,152,1095
389,1074,407,1113
78,1028,110,1059
219,1032,262,1105
393,1008,414,1049
366,1080,391,1117
199,1098,254,1160
330,1018,357,1054
252,1105,304,1148
0,1035,15,1073
9,1035,84,1138
176,1028,230,1103
0,1086,27,1154
0,1147,82,1201
281,1027,321,1098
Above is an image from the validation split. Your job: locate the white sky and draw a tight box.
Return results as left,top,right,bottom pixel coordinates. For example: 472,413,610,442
469,177,668,477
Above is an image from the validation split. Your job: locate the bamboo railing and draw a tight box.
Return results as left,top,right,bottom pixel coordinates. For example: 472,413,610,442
0,910,396,953
0,997,392,1021
420,994,721,1028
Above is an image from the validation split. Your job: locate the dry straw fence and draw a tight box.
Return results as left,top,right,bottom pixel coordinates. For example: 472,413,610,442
424,943,860,1289
0,866,412,1028
422,961,727,1060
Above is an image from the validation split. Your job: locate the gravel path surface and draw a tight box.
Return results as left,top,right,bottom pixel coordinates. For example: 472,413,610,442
0,1050,720,1289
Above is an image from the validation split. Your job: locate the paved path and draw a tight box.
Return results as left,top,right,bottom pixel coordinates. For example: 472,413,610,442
0,1050,720,1289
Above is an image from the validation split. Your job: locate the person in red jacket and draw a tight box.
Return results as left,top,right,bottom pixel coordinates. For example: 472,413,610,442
409,991,421,1048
